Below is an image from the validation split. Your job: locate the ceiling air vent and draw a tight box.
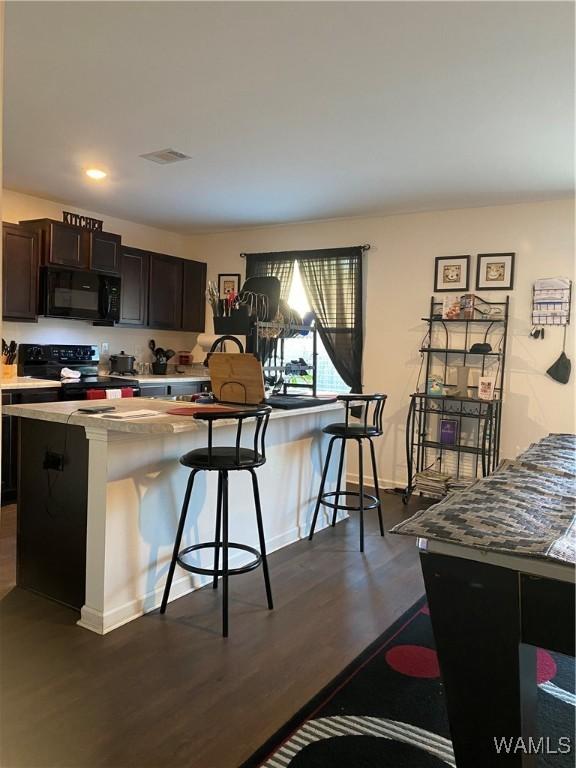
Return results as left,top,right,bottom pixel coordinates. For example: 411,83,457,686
140,148,191,165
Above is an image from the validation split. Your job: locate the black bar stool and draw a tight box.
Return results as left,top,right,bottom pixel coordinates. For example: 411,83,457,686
160,406,273,637
308,393,387,552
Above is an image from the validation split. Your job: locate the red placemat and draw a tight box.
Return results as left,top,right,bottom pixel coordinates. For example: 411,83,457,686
166,405,240,416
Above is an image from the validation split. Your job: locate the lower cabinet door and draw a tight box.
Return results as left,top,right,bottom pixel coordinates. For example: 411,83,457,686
169,382,206,397
139,385,170,398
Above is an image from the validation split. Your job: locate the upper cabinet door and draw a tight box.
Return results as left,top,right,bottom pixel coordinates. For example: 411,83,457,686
181,259,207,332
118,247,149,326
148,253,183,329
2,223,39,320
20,219,88,269
89,230,121,274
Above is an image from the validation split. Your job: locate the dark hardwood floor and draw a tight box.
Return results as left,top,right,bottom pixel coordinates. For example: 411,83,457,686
0,492,425,768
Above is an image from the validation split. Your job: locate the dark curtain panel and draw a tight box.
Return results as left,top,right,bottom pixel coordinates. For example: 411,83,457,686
243,247,363,392
245,253,295,302
298,248,363,392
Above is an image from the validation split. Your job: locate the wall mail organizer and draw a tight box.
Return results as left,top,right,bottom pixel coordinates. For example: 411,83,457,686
532,277,572,326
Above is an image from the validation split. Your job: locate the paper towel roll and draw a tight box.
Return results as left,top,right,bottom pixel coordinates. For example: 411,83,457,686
196,334,220,351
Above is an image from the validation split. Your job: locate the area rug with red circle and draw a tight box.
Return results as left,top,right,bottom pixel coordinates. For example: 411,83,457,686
240,597,575,768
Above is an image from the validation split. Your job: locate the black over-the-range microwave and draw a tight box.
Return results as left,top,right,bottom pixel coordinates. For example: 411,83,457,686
41,267,121,322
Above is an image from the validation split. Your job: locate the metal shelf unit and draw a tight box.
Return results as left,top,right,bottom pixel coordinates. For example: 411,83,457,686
403,295,509,503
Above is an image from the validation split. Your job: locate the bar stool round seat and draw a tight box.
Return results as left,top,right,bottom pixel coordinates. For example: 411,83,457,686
308,393,387,552
180,447,264,470
160,405,273,637
323,422,381,438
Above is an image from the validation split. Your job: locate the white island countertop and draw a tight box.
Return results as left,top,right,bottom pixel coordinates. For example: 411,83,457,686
1,377,62,390
4,397,343,435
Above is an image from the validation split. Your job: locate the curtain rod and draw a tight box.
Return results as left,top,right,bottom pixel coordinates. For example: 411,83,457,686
239,244,370,258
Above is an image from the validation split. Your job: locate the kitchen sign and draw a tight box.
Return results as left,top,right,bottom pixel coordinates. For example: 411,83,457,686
62,211,103,231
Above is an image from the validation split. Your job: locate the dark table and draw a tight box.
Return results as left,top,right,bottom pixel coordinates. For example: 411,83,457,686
419,538,574,767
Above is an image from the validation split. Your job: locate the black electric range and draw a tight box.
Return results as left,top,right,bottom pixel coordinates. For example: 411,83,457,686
18,344,140,400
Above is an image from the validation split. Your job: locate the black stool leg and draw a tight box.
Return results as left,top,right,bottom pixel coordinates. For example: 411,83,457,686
369,438,385,537
331,438,346,527
221,470,229,638
308,436,336,540
212,471,223,589
160,470,197,614
249,469,274,610
358,439,365,553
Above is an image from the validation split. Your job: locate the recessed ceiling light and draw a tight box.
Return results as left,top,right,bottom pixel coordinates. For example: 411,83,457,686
86,168,107,180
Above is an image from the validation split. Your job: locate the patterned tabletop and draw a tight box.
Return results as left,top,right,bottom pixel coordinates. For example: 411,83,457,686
391,434,576,565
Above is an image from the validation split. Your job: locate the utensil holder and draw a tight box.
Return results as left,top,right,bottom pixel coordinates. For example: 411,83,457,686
1,364,17,380
213,305,252,335
151,362,167,375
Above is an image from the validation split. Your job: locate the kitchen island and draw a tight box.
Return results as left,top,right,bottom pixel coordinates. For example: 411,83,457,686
5,398,344,634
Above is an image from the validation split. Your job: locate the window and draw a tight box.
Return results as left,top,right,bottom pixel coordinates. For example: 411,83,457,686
245,246,363,392
286,261,348,394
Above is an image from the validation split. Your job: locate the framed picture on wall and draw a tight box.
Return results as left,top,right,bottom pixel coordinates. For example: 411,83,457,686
218,273,241,299
434,255,470,292
476,253,515,291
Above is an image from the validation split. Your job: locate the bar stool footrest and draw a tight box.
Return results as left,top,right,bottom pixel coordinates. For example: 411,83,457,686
176,542,262,577
319,490,380,511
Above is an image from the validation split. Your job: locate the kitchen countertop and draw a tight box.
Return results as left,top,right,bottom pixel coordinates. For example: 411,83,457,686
4,397,343,435
1,377,62,390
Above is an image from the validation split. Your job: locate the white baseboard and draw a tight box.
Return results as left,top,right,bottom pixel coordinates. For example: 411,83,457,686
346,472,403,489
77,515,347,635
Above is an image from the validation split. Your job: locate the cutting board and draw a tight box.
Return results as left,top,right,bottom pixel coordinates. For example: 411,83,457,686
208,353,265,405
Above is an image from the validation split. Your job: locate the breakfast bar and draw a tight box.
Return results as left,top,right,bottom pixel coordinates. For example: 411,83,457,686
5,398,344,634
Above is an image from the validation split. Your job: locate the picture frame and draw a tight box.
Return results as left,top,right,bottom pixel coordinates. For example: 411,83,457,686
434,255,470,292
475,253,515,291
218,273,241,299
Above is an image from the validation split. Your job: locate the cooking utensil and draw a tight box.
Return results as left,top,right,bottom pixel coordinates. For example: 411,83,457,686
109,351,136,375
165,349,176,360
148,339,156,353
6,341,17,365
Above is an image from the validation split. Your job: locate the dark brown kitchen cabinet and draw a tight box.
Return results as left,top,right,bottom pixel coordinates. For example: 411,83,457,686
88,230,121,274
148,253,183,329
181,259,207,331
20,218,88,269
1,392,17,502
118,247,149,326
2,388,60,504
2,223,40,320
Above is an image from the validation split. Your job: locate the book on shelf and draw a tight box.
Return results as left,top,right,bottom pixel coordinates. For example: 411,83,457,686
442,295,461,320
439,419,459,445
459,293,475,319
478,376,496,400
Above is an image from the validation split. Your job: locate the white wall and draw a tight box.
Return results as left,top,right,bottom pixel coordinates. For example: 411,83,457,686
2,190,200,362
185,199,575,484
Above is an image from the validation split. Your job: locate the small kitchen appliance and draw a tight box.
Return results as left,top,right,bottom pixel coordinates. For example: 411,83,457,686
41,267,121,323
